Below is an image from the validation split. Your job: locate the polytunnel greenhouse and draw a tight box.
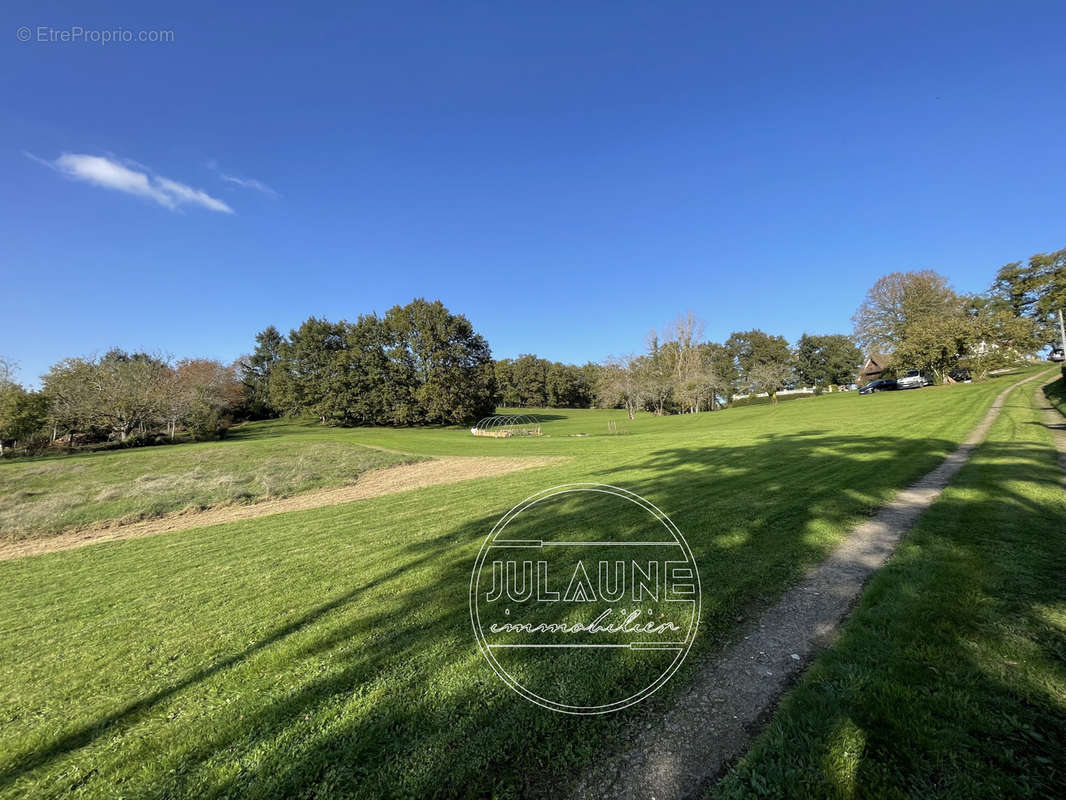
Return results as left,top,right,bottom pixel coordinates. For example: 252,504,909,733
470,414,543,437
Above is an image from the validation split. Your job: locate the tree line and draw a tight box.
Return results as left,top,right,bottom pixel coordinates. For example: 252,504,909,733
598,247,1065,419
595,314,862,419
0,298,495,453
0,350,242,455
1,247,1062,454
487,324,858,418
493,356,599,408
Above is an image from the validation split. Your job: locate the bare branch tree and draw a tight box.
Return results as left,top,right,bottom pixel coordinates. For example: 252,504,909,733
597,354,646,420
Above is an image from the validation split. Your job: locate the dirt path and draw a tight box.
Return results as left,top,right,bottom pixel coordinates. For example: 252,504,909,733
573,370,1052,800
0,456,564,562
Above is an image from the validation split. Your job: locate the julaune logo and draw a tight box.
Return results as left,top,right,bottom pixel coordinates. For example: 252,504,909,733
470,484,701,714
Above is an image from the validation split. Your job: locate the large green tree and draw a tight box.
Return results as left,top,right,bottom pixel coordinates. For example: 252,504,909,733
725,329,791,393
510,354,548,407
269,317,349,424
992,247,1066,349
892,314,973,383
267,300,495,426
82,350,170,442
852,270,960,353
493,356,594,408
240,325,286,419
891,300,1035,383
746,361,795,404
42,357,99,443
384,298,495,425
702,342,739,405
962,304,1039,379
545,362,590,408
43,350,242,445
493,360,520,406
342,314,414,425
0,366,48,455
170,359,243,440
794,334,862,388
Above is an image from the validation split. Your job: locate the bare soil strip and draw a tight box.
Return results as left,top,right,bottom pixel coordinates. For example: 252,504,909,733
0,456,563,562
574,370,1052,800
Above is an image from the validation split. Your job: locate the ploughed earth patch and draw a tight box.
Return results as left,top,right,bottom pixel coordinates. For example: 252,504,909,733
0,456,565,561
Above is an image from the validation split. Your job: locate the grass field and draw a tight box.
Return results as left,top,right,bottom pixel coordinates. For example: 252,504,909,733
0,368,1052,798
0,430,419,540
713,377,1066,798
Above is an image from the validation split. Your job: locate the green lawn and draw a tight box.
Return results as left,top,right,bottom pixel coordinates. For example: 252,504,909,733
0,429,418,540
713,376,1066,799
0,369,1049,798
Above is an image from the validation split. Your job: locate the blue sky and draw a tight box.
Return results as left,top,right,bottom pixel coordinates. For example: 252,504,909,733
4,1,1065,385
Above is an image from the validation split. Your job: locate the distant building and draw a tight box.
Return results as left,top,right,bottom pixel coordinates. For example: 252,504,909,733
859,354,891,384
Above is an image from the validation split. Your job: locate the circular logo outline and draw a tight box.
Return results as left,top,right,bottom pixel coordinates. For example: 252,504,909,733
469,483,701,715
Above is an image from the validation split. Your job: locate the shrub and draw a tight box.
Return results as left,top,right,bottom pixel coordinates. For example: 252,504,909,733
20,430,53,456
111,433,170,450
187,404,231,441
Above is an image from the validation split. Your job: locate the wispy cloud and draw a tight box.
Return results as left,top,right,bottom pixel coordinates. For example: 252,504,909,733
26,152,234,214
153,176,234,213
208,161,279,197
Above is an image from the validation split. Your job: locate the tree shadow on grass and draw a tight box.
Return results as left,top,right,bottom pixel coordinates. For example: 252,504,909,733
1043,376,1066,406
714,438,1066,799
4,429,1055,798
0,537,474,791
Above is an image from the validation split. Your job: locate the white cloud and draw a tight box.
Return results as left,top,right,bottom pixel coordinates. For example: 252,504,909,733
220,173,279,196
27,152,234,214
154,176,235,213
208,161,279,197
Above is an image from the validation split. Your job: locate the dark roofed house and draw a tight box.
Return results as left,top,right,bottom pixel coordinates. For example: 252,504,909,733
859,354,891,384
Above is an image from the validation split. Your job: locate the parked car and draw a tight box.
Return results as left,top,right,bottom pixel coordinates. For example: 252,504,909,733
859,378,898,394
948,367,972,383
1050,348,1065,363
896,369,927,390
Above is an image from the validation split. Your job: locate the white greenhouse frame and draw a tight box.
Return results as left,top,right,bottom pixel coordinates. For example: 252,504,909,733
470,414,543,437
